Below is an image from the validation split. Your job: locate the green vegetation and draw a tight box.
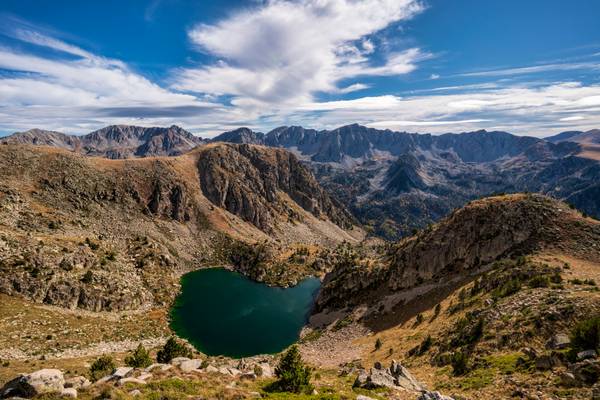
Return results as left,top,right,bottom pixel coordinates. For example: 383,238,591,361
267,345,312,394
570,315,600,353
451,351,469,376
450,316,484,348
125,344,153,368
81,270,94,284
156,337,192,363
491,277,521,299
89,355,115,382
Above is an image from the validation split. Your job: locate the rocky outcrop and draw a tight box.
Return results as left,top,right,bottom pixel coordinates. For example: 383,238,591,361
316,194,600,312
1,369,65,398
197,143,354,232
354,360,425,391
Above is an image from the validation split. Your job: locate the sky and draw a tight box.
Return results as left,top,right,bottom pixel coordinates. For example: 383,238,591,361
0,0,599,137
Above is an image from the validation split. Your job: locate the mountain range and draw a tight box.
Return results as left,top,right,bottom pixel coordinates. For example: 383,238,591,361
3,124,600,239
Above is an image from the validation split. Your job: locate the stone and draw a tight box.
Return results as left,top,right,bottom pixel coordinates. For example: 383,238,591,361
179,360,202,372
117,378,147,386
129,390,142,396
356,396,377,400
546,333,571,350
389,360,425,391
205,365,219,373
353,370,369,388
227,368,242,376
577,350,597,360
1,369,65,398
145,363,170,372
558,371,578,387
60,388,78,398
112,367,133,379
365,368,396,389
257,363,273,378
592,383,600,400
64,376,90,390
170,357,191,366
417,391,455,400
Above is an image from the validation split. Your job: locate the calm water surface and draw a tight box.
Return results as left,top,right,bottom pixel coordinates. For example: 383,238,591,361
170,268,320,358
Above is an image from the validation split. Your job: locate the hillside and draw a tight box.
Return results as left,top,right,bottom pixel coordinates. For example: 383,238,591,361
2,194,599,400
0,143,359,314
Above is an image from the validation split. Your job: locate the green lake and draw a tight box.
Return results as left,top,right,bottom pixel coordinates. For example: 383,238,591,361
170,268,321,358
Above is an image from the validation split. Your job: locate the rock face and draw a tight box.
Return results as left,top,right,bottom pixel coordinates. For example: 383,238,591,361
0,143,355,311
1,125,206,158
210,124,600,239
197,143,353,232
316,194,600,312
1,369,65,398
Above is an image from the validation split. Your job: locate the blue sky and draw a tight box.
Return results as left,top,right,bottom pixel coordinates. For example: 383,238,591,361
0,0,599,137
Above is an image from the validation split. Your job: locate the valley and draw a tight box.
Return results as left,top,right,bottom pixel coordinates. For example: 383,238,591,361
0,126,599,400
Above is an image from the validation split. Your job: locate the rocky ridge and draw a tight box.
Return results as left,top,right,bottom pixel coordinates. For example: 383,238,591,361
0,143,357,312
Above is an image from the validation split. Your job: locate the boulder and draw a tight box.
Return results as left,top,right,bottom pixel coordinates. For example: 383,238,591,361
205,365,219,373
356,396,377,400
60,388,78,398
546,333,570,350
390,360,425,391
558,371,578,387
577,350,597,361
354,361,425,391
129,389,142,396
170,357,191,367
257,363,273,378
179,360,202,372
64,376,90,390
112,367,133,379
366,368,396,389
354,370,369,387
1,369,65,398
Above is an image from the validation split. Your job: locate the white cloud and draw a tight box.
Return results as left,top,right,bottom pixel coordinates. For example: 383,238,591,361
460,61,600,77
429,73,440,79
173,0,426,108
287,81,600,136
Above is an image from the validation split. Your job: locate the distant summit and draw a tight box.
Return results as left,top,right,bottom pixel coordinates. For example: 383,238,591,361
1,125,205,158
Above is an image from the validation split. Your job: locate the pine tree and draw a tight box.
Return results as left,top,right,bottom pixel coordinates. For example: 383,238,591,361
125,344,153,368
273,345,312,393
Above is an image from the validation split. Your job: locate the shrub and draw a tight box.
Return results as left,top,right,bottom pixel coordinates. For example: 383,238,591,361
125,344,152,368
491,278,521,299
90,355,115,382
528,275,550,288
270,345,312,393
156,337,192,363
81,270,94,284
451,351,469,376
570,316,600,352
